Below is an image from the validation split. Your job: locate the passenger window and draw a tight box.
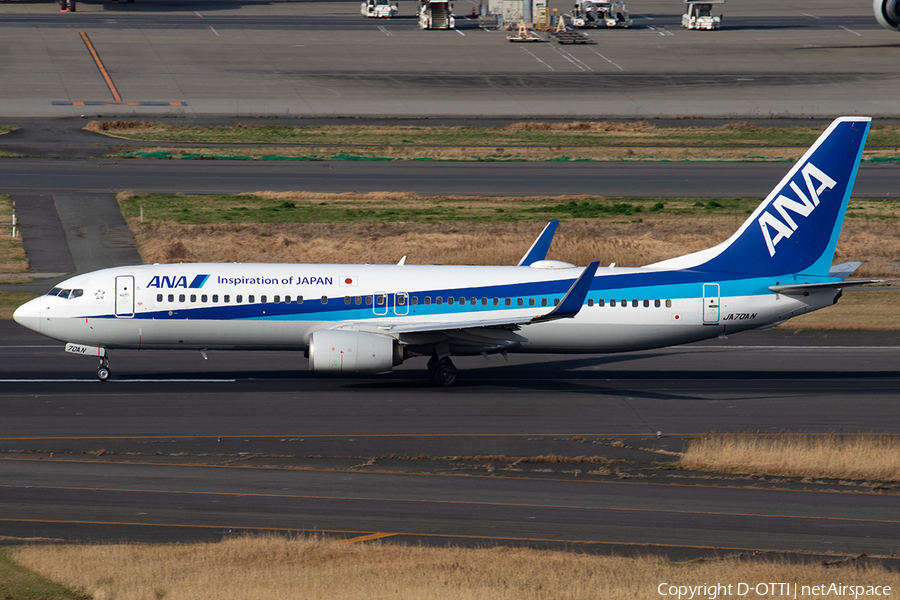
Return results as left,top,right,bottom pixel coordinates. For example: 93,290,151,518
459,297,465,305
554,298,559,306
298,296,303,304
261,295,267,303
321,296,328,304
202,294,208,303
157,294,163,302
643,299,649,308
517,298,523,306
376,296,384,306
224,295,230,303
191,294,197,303
168,294,174,303
274,295,280,303
621,299,627,307
655,299,661,308
411,297,418,305
611,299,616,307
436,297,443,306
599,299,605,307
397,296,406,306
529,298,535,307
632,299,638,307
212,295,219,303
179,294,186,303
425,296,432,305
470,297,476,305
345,296,351,305
588,299,594,307
448,297,455,306
285,296,291,304
505,298,511,306
493,298,499,306
481,298,488,306
666,299,672,308
365,296,373,305
541,298,547,307
249,295,255,303
236,295,242,303
355,296,362,305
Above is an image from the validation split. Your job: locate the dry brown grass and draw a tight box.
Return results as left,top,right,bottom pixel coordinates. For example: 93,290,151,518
128,217,733,268
0,194,29,273
680,433,900,481
121,145,814,161
127,215,900,279
776,290,900,331
13,535,900,600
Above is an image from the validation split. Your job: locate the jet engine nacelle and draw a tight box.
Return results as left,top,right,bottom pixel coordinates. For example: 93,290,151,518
874,0,900,30
308,329,401,374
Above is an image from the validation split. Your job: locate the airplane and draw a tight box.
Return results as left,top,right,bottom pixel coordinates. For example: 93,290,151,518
14,116,879,386
875,0,900,31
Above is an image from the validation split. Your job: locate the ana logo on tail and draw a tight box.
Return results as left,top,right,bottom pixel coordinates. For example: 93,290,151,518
757,162,837,257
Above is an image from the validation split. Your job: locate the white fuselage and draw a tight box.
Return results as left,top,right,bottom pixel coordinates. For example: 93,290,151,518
15,262,837,356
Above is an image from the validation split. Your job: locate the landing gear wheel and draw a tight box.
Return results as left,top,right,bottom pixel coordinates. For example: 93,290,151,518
97,355,110,381
431,357,458,387
427,354,439,375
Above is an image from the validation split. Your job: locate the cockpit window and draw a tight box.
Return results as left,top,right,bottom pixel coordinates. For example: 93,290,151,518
46,288,84,299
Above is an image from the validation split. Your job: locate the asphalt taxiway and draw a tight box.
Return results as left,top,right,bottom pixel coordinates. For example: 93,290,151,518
2,322,899,558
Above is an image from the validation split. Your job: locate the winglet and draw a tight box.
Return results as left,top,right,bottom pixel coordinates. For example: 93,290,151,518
517,220,559,266
530,261,599,323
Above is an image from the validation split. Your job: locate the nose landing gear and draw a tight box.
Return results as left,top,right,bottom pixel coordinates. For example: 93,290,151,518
97,356,111,381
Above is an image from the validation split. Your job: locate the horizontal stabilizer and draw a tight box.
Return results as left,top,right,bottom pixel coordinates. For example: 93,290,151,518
769,279,883,295
829,261,862,280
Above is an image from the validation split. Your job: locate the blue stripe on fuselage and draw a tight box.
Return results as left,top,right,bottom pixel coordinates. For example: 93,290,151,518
81,267,838,322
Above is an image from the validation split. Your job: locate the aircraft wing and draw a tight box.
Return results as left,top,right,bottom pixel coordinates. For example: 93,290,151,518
382,261,599,334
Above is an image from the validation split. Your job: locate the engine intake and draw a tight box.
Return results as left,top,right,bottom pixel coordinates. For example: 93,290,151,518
875,0,900,30
308,329,401,374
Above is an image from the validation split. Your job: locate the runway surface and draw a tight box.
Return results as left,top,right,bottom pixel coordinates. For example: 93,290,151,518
2,321,900,559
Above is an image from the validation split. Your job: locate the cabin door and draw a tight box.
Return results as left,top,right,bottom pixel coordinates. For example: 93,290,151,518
115,275,135,318
702,283,720,324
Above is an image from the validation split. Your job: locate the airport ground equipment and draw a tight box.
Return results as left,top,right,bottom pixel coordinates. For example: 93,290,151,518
507,19,544,41
571,0,631,28
419,0,455,28
682,0,723,29
548,16,591,43
361,0,399,18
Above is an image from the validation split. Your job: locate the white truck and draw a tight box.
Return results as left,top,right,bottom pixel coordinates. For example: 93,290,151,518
361,0,398,18
682,0,723,29
419,0,455,28
571,0,632,28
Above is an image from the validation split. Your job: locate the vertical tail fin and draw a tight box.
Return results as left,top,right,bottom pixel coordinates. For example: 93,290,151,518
647,117,871,277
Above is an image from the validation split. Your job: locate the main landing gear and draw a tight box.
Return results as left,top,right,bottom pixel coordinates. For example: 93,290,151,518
97,356,111,381
427,355,458,387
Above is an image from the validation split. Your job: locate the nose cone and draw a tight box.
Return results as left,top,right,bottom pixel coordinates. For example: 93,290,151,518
13,296,42,334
